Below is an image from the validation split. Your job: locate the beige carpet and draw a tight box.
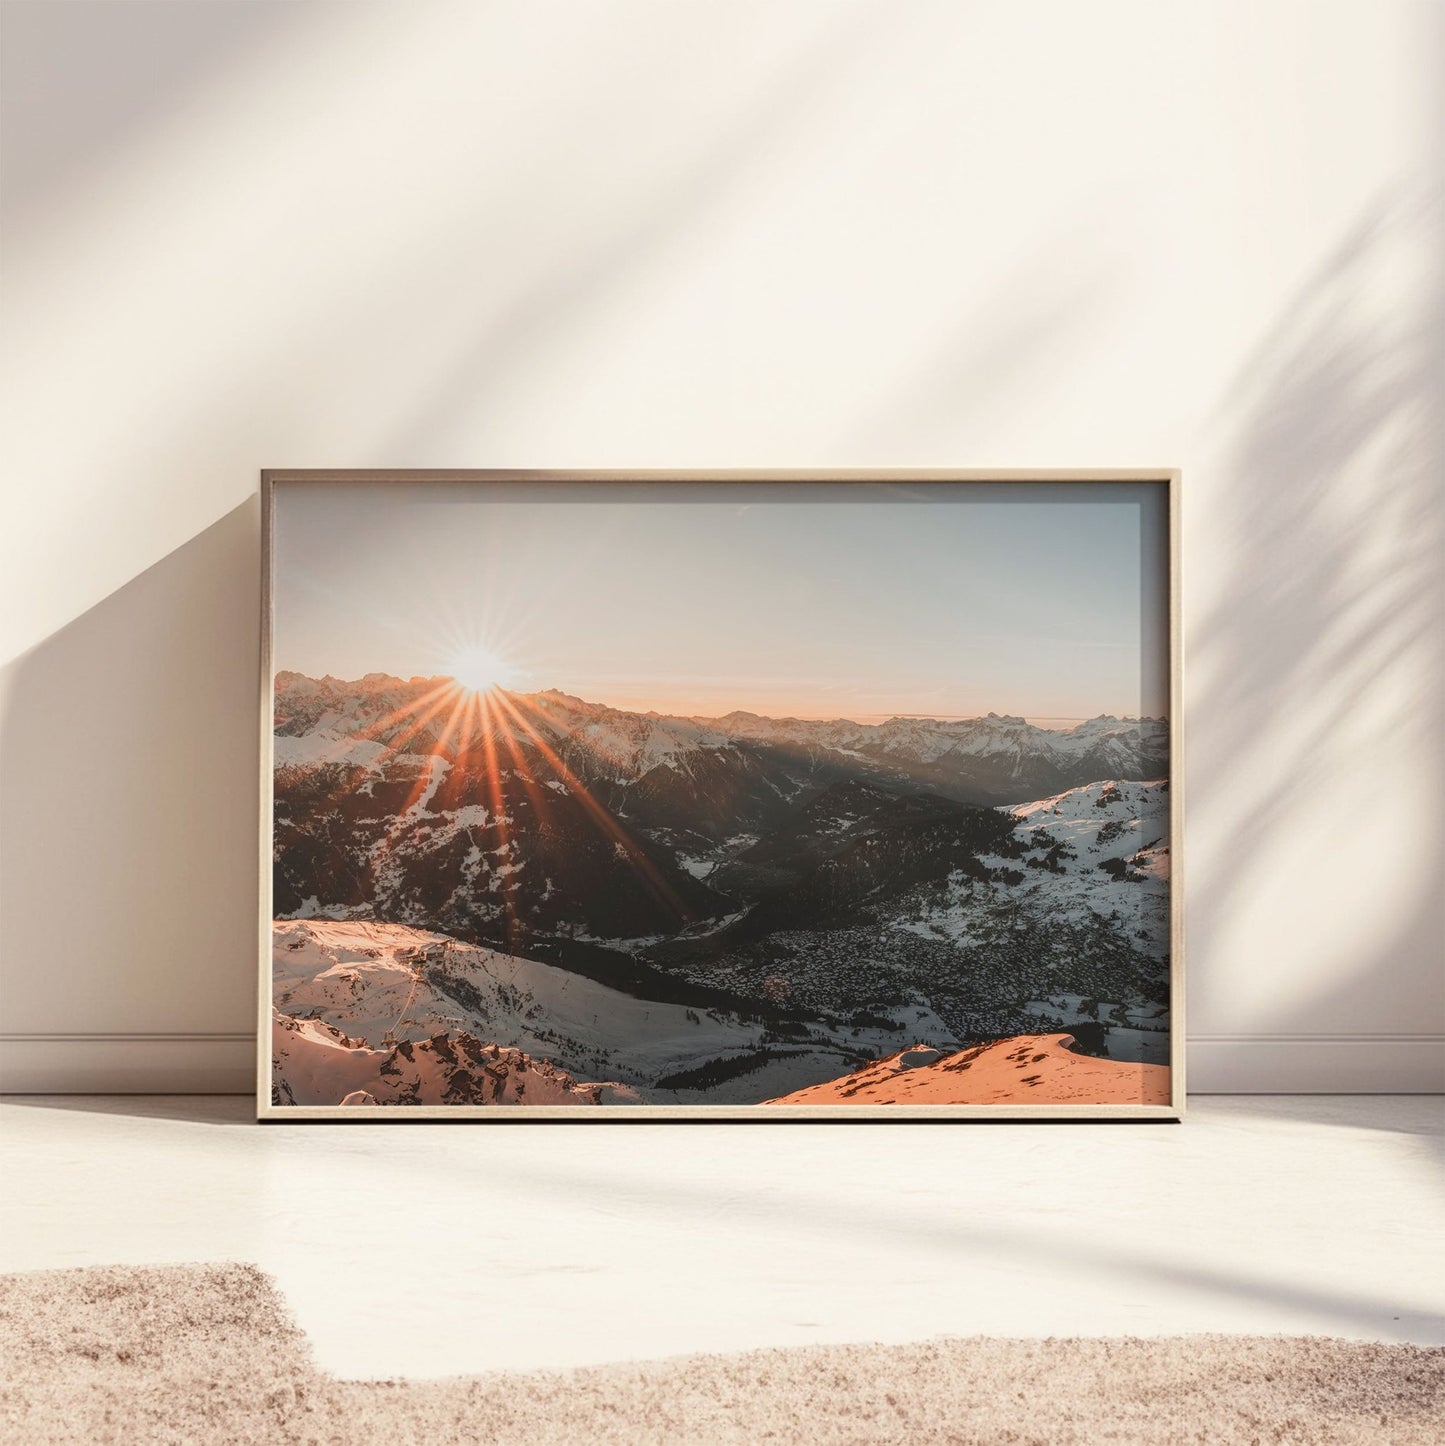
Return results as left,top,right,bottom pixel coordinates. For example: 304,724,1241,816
1,1264,1440,1444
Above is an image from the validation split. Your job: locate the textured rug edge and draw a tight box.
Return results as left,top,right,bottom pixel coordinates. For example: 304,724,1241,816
3,1262,1442,1445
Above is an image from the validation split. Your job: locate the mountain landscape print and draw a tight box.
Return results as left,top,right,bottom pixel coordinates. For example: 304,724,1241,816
265,475,1177,1115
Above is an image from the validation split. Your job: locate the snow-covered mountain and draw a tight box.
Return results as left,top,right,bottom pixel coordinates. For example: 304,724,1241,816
906,777,1172,961
270,671,1172,1107
271,1010,622,1107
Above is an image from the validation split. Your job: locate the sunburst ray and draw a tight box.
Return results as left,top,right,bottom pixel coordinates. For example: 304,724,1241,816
491,690,694,923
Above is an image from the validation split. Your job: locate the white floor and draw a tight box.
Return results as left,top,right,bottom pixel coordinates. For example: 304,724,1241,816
2,1095,1441,1380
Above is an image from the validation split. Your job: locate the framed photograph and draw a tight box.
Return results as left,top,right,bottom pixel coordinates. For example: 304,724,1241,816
259,471,1182,1120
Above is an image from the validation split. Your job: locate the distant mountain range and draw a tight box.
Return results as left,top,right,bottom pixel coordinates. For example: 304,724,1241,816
275,671,1166,804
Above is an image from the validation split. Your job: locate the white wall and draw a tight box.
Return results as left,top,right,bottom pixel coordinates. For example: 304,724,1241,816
1,0,1439,1093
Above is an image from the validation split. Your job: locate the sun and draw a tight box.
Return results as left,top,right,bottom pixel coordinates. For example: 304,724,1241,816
447,644,516,696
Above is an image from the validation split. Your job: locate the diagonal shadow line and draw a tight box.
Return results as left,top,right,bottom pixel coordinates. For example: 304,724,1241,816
4,1095,1439,1336
422,1149,1445,1340
378,1,898,460
845,246,1129,456
0,501,261,1033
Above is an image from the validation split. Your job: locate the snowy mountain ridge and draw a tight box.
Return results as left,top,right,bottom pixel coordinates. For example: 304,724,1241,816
274,671,1166,804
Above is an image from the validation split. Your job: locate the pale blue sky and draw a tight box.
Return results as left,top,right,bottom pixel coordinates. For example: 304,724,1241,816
273,480,1168,722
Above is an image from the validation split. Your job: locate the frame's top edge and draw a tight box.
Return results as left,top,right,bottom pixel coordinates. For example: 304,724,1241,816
261,468,1180,485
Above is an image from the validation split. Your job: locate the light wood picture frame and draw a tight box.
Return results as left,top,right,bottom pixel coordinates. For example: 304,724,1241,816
258,470,1184,1121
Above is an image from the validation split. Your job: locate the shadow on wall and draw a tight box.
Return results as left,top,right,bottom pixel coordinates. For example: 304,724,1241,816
1190,188,1444,1043
0,501,261,1035
0,0,308,223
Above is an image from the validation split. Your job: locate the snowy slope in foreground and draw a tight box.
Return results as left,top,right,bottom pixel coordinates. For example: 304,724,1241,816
766,1033,1170,1107
272,918,761,1089
271,1011,629,1107
271,920,948,1106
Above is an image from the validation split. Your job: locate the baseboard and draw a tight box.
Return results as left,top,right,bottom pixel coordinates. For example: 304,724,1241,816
1187,1035,1444,1093
0,1034,255,1094
2,1031,1440,1096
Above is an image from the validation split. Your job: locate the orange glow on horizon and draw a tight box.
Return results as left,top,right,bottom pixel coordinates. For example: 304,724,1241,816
283,669,1115,733
518,690,1104,728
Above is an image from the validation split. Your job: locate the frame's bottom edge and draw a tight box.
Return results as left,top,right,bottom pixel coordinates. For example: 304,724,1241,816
255,1103,1184,1123
7,1036,1439,1097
